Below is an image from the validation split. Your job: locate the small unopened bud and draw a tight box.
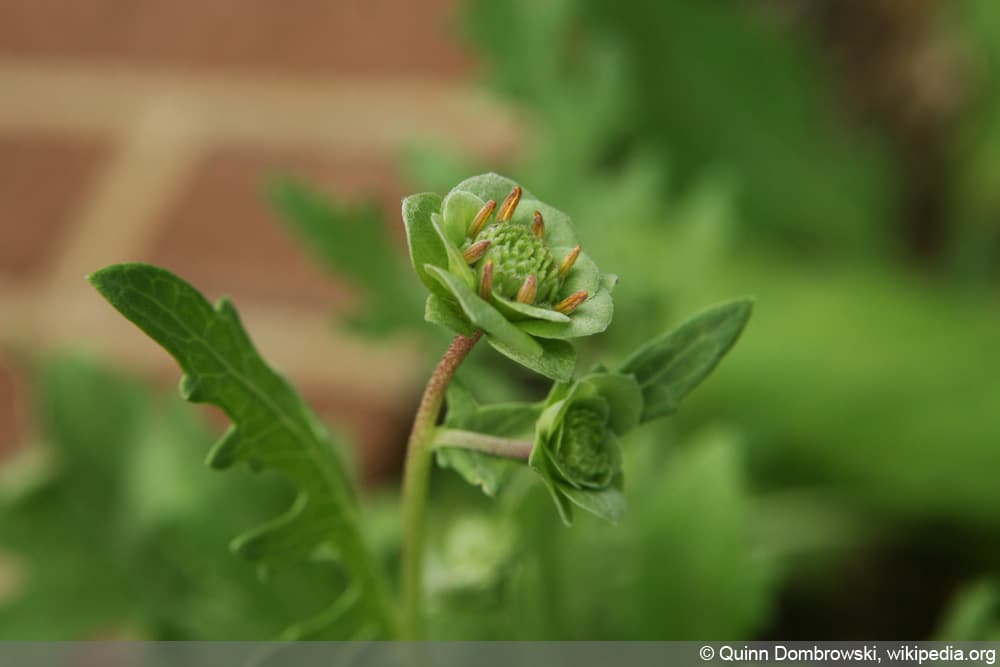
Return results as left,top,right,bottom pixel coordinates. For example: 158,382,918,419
469,200,496,238
558,245,581,277
554,290,588,315
479,260,494,300
463,240,491,264
531,211,545,239
497,186,522,222
516,274,538,304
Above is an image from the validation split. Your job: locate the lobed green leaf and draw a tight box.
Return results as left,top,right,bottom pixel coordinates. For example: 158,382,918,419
88,263,394,639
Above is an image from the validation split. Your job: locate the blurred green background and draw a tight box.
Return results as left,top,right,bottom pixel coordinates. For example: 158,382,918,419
2,0,1000,640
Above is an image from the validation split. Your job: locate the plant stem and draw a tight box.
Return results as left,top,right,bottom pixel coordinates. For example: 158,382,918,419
432,428,534,459
399,331,482,639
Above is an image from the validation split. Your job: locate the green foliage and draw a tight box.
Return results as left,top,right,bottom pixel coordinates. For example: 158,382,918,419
434,303,750,525
88,264,393,639
935,580,1000,641
0,356,352,639
948,0,1000,280
427,427,773,639
464,0,897,254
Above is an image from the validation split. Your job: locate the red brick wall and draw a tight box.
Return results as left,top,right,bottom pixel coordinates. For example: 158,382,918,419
0,0,520,479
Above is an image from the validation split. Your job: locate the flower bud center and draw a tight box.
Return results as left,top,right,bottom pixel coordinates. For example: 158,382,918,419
558,406,612,485
470,223,561,303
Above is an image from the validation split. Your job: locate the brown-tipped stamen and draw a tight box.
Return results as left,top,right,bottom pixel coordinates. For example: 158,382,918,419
554,290,588,315
497,186,522,222
463,240,491,264
468,200,496,238
531,211,545,239
558,245,582,277
516,274,538,305
479,260,494,300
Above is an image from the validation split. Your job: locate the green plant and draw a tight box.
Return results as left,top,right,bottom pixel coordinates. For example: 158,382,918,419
88,172,751,639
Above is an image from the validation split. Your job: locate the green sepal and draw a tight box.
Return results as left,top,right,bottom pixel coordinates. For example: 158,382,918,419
402,192,449,298
528,443,577,525
430,212,476,287
492,295,571,323
620,298,753,422
425,264,576,381
424,264,540,359
558,473,627,524
424,294,476,337
518,276,616,339
440,189,484,246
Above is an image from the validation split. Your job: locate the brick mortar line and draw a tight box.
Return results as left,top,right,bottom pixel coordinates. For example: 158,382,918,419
0,59,522,153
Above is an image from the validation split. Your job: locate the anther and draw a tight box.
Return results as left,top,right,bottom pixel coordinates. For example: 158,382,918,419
469,200,496,238
479,260,494,300
463,240,491,264
531,211,545,239
497,186,522,222
554,290,587,315
558,245,581,277
516,275,538,304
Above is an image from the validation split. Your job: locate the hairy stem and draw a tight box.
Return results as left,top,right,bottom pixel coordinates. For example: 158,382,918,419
399,331,482,639
432,428,534,459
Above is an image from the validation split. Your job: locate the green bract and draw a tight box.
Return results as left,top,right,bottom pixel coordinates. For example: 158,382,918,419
403,173,616,381
529,371,643,525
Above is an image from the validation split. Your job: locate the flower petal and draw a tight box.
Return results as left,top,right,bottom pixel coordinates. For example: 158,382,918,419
493,295,571,323
425,264,541,360
518,286,614,339
559,476,626,524
424,294,476,337
510,199,578,248
441,189,485,245
401,192,447,296
449,173,534,205
553,248,601,297
430,213,476,288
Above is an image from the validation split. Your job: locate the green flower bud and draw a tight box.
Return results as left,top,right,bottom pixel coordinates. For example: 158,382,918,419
529,370,643,525
553,403,615,488
402,173,617,382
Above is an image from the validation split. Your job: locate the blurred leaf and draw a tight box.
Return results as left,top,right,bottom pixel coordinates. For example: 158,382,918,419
452,426,773,640
269,179,422,336
433,384,540,497
89,263,393,639
620,299,752,422
935,580,1000,641
0,357,149,638
0,355,356,640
